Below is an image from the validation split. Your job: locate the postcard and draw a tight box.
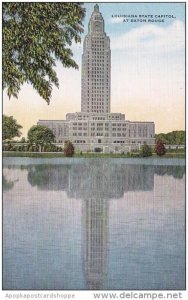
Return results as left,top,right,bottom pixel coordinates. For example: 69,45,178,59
2,2,186,298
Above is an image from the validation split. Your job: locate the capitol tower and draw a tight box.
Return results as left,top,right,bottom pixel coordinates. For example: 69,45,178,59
81,4,111,114
38,4,155,153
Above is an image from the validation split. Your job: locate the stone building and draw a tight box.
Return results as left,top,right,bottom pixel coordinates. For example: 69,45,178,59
38,4,155,153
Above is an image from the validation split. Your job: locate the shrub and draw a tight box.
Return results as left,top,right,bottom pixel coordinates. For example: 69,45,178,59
140,143,152,157
63,140,74,157
11,145,18,151
155,140,166,156
94,147,102,153
6,142,13,151
44,143,58,152
57,146,63,152
28,145,34,152
20,137,26,143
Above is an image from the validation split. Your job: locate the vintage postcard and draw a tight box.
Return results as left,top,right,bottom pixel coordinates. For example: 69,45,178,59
2,1,186,298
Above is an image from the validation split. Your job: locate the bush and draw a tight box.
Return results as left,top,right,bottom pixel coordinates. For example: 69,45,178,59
140,143,152,157
155,140,166,156
57,146,63,152
28,145,34,152
63,140,74,157
20,137,26,143
44,143,58,152
11,145,18,151
94,147,102,153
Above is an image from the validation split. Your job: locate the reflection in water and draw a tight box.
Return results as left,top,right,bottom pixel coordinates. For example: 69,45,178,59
3,175,14,191
3,160,185,290
83,198,108,290
154,165,185,179
26,163,185,196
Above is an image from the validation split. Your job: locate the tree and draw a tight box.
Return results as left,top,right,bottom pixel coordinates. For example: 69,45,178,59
27,125,55,152
3,114,22,140
155,140,166,156
3,2,85,103
140,142,152,157
20,137,26,143
155,131,185,145
64,140,74,157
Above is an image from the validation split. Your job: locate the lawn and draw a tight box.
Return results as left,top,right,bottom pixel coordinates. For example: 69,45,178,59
3,151,185,159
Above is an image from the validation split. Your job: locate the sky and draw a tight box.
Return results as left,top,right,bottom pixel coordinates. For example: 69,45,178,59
3,2,185,137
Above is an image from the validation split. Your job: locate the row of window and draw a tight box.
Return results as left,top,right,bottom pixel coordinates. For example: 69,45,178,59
71,123,126,127
91,105,105,108
73,133,88,137
88,80,109,84
71,117,125,124
88,48,105,58
90,97,106,100
88,72,105,75
72,127,88,131
74,140,86,143
91,110,105,113
71,132,127,137
90,88,105,90
89,75,107,78
56,139,150,144
91,41,105,44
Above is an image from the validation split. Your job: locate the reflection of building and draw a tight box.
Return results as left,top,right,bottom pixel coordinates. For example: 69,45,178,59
3,161,185,290
82,198,108,289
25,162,185,290
27,161,155,289
27,162,155,197
38,4,155,153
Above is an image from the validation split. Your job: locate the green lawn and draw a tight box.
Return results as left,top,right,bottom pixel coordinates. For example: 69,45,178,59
3,151,185,159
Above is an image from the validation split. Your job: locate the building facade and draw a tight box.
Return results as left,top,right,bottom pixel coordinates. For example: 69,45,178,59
38,4,155,153
81,4,111,114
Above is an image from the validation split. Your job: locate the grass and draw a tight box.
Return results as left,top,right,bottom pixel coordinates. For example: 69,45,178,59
3,151,185,159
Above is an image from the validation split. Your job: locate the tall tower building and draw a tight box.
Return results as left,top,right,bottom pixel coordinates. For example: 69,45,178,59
81,4,111,114
38,4,155,153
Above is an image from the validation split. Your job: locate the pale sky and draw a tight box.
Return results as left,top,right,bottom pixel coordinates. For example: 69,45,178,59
3,2,185,137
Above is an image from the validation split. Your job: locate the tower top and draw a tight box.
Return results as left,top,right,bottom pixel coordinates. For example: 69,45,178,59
94,4,99,12
88,3,105,34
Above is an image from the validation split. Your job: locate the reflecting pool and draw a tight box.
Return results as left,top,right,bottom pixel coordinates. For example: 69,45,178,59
3,158,185,290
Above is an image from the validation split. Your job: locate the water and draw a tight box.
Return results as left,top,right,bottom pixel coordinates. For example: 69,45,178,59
3,158,185,290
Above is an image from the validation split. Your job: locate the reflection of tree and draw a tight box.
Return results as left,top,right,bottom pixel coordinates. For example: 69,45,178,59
27,165,70,190
26,162,185,198
28,165,51,188
26,162,155,198
154,166,185,179
3,175,14,191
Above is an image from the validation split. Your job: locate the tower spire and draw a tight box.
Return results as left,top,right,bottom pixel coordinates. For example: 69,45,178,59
81,5,111,114
94,4,99,12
